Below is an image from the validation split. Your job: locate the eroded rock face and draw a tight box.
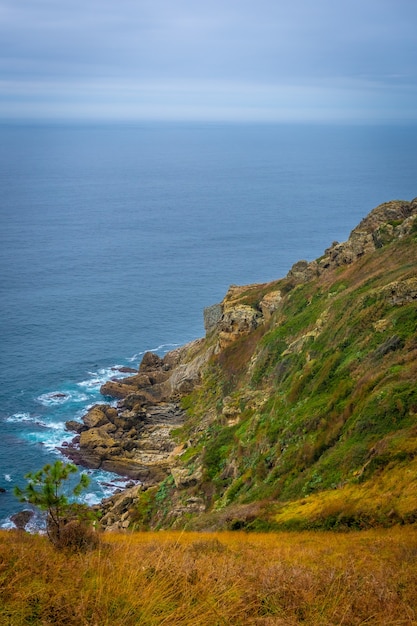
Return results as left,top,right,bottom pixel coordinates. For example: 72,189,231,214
204,303,223,334
382,278,417,305
259,291,283,320
97,484,143,531
286,199,417,283
171,465,203,489
216,303,262,350
287,260,319,283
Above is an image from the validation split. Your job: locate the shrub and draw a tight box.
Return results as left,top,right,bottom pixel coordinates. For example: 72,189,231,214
14,460,97,551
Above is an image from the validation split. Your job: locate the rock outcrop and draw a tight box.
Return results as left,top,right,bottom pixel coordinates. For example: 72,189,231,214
287,198,417,283
202,198,417,353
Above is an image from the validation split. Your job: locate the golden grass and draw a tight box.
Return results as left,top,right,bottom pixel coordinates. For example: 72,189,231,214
272,455,417,529
1,527,416,625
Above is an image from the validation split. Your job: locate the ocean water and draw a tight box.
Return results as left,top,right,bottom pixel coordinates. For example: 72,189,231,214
1,121,416,526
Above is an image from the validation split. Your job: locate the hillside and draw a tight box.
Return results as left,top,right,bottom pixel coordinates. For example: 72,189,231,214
70,199,417,532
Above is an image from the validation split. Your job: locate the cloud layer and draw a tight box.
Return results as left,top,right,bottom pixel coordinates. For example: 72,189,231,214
1,0,416,121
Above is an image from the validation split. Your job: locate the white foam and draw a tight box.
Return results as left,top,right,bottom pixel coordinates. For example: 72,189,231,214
127,342,180,362
37,390,89,406
6,412,32,423
4,474,11,482
77,364,133,393
77,378,103,389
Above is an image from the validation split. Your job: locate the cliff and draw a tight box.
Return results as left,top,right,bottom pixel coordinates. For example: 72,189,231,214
67,198,417,531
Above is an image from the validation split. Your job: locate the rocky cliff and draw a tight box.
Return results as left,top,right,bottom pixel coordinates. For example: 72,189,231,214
66,198,417,531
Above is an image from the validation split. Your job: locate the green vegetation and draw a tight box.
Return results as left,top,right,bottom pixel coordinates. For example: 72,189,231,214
135,227,417,531
14,461,97,550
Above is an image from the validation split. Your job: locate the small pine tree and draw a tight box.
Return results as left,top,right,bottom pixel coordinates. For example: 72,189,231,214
14,460,96,549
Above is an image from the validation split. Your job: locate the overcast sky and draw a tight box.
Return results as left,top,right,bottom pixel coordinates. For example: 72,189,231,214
1,0,416,122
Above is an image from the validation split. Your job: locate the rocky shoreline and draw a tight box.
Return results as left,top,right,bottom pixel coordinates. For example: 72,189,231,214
52,198,417,530
55,339,212,529
61,347,205,484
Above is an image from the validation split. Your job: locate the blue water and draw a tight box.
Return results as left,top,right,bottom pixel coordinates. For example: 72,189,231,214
1,122,416,526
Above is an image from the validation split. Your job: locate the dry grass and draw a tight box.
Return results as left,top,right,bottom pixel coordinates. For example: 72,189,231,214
1,527,416,625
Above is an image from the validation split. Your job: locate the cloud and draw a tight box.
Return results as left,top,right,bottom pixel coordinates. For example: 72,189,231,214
1,0,416,121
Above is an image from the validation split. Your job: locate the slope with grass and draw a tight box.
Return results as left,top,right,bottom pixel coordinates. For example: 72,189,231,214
1,527,417,625
121,198,417,532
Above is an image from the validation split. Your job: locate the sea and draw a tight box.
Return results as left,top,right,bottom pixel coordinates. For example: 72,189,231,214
1,121,416,528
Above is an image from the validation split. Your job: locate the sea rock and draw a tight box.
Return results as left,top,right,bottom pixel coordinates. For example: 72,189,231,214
64,395,186,482
82,405,112,429
100,380,137,399
78,428,121,468
112,366,137,374
101,458,169,483
65,420,87,434
139,351,165,372
11,510,34,530
100,355,172,402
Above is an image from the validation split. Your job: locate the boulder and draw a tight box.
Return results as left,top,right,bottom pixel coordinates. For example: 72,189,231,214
11,510,34,530
100,380,136,399
79,428,121,468
139,351,164,372
82,405,111,429
65,420,86,434
101,458,169,483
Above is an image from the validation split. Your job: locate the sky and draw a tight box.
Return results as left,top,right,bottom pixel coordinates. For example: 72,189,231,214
0,0,416,122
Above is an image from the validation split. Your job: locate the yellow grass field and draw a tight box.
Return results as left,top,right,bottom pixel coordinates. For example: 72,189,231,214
1,527,416,625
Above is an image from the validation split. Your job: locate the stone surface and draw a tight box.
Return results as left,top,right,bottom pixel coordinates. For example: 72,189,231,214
382,278,417,305
11,510,34,530
218,304,262,349
259,290,283,320
204,302,223,334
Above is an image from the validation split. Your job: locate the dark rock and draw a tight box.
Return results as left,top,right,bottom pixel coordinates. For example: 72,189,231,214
11,509,34,530
65,420,86,434
374,335,404,358
139,351,164,372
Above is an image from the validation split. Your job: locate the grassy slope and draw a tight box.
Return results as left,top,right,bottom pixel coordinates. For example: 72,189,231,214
1,528,417,625
135,224,417,531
